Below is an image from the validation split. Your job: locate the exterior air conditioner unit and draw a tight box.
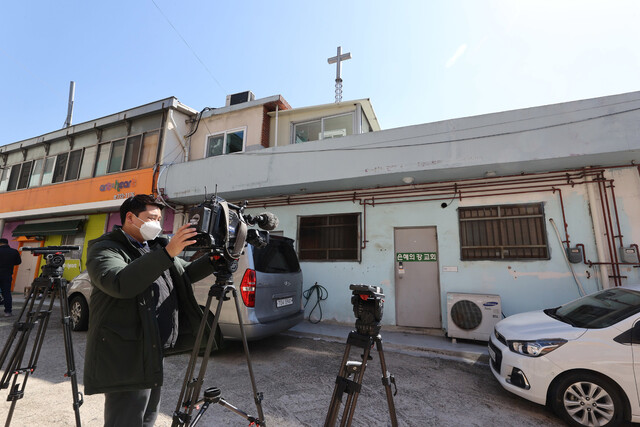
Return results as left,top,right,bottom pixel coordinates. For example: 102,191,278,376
446,292,501,342
226,91,255,106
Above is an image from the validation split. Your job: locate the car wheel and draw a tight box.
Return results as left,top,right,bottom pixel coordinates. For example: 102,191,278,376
69,294,89,331
551,372,625,427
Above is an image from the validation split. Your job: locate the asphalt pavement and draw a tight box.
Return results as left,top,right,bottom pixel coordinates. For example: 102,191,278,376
1,293,493,426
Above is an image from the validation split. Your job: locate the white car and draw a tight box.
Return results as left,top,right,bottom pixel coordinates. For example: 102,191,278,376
489,285,640,427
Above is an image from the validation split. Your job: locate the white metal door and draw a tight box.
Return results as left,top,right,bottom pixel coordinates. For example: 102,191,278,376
13,242,43,294
394,227,441,328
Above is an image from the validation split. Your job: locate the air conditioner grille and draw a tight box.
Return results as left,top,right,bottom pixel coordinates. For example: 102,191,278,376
450,300,482,330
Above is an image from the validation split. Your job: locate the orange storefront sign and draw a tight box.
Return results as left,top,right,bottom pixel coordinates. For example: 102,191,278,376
0,169,155,214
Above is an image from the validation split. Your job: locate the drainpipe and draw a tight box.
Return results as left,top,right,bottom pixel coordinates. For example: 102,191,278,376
274,105,279,147
169,109,188,161
587,175,610,289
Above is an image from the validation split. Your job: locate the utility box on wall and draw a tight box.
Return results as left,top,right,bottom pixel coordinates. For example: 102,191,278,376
566,247,583,264
620,246,639,264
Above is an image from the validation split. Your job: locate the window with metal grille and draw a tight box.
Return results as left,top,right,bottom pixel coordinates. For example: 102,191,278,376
298,213,360,261
458,203,549,260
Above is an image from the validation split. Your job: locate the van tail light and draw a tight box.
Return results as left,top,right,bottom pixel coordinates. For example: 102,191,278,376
240,269,256,307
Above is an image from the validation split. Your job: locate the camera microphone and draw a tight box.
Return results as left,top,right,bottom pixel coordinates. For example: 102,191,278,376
245,212,279,231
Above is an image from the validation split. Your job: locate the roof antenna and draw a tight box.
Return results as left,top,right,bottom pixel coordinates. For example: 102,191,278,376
63,81,75,128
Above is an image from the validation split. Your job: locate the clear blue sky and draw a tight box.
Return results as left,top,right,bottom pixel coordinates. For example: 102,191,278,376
1,0,639,146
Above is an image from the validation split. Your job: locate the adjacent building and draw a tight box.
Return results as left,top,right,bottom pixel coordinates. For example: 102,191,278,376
0,97,195,292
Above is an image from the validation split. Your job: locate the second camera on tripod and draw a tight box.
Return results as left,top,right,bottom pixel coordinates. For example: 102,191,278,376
350,284,384,336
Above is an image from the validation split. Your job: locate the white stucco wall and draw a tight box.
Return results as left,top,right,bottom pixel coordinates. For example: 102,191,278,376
242,166,639,329
187,106,266,161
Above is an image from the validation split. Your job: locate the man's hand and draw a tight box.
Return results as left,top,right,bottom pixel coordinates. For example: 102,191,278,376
165,224,198,258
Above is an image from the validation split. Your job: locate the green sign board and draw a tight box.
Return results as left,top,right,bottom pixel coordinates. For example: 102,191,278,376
396,252,437,262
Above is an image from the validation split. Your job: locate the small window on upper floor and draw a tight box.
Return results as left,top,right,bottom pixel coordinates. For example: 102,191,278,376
95,134,148,177
206,128,246,157
0,165,11,192
52,149,84,183
293,112,354,144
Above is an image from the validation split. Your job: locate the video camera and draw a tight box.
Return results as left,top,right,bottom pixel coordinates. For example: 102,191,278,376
350,284,385,336
21,245,80,278
187,196,278,261
22,246,80,268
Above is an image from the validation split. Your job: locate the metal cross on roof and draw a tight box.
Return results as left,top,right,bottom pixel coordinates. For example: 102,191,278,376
327,46,351,103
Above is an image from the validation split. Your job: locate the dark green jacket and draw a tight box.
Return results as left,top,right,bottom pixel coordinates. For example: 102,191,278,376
84,228,214,395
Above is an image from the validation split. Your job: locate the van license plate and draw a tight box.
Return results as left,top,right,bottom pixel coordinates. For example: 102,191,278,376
277,297,293,308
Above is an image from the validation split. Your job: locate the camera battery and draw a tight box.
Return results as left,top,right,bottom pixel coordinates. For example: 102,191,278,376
188,205,212,232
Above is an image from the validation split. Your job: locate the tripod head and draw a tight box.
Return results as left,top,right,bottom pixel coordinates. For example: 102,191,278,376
22,245,80,278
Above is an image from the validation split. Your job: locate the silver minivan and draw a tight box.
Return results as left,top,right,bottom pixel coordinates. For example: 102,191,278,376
67,235,304,343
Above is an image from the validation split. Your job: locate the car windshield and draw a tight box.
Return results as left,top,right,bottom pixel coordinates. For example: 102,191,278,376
546,288,640,328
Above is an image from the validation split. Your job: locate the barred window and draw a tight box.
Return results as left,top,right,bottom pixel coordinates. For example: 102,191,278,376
458,203,549,260
298,213,360,261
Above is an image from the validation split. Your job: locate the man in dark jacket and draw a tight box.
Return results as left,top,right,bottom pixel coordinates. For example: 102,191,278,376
0,237,22,316
84,195,215,427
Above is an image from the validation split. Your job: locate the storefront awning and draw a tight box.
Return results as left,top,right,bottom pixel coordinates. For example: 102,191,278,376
12,220,84,237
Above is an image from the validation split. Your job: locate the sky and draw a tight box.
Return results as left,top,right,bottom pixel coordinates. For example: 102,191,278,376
1,0,640,146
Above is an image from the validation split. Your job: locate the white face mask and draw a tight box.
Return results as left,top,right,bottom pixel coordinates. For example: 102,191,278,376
133,215,162,241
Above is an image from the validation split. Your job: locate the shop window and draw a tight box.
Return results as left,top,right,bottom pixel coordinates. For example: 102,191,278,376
293,113,354,143
298,213,360,261
458,203,549,260
206,128,246,157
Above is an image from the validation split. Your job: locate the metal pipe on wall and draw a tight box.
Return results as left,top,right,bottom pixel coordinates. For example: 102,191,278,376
586,175,610,290
241,165,635,286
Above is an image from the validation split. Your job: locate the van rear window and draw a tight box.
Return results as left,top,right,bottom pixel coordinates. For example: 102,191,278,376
252,238,301,273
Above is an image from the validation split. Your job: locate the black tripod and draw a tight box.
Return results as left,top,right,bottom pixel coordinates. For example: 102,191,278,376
172,259,265,426
324,325,398,427
0,247,83,427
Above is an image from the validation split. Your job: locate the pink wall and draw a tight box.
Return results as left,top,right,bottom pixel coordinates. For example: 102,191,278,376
1,221,24,249
106,212,121,232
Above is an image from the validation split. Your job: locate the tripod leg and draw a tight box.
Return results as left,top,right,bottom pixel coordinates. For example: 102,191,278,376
340,343,372,427
57,280,84,427
375,338,398,427
324,342,355,427
173,290,225,426
174,291,215,424
230,288,265,425
1,279,55,426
